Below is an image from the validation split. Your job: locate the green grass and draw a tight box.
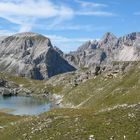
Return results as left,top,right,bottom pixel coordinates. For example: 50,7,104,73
0,62,140,140
61,62,140,111
0,112,23,127
0,105,140,140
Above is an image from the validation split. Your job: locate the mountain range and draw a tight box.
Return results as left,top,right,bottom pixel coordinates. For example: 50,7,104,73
0,32,140,80
0,32,140,140
64,32,140,68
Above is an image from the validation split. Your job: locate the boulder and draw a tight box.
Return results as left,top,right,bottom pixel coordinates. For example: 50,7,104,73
0,88,12,96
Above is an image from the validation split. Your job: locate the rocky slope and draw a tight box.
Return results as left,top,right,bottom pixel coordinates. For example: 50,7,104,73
0,61,140,140
64,32,140,68
0,32,76,80
0,32,139,80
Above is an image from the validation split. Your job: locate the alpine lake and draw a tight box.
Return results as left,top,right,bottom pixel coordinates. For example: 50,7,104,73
0,95,51,115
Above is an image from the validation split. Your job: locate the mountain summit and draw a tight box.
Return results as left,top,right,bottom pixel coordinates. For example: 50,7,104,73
0,32,76,79
64,32,140,68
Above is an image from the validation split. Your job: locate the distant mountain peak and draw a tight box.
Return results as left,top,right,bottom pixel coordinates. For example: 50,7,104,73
77,40,91,52
13,32,48,39
122,32,140,40
64,32,140,69
101,32,117,42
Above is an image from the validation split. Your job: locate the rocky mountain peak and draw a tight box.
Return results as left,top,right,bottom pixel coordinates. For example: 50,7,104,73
0,32,76,79
0,32,52,60
12,32,49,39
117,32,140,47
100,32,117,44
13,32,51,46
14,32,43,36
122,32,140,41
125,32,140,39
99,32,118,49
102,32,116,39
77,41,91,52
65,32,140,69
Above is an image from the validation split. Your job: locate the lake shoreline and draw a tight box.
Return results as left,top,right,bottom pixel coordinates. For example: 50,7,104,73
0,108,16,113
0,95,52,116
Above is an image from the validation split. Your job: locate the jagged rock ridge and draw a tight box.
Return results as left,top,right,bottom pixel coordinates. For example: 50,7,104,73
64,32,140,68
0,32,76,80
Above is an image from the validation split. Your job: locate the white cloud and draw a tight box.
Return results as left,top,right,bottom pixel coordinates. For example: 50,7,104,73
0,0,116,33
0,0,74,18
76,11,115,16
75,0,107,8
0,0,74,32
75,0,115,17
44,24,108,31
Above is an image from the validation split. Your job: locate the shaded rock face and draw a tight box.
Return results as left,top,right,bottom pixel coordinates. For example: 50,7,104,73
53,46,64,56
0,32,76,79
0,78,7,87
65,32,140,68
0,88,12,96
0,78,18,96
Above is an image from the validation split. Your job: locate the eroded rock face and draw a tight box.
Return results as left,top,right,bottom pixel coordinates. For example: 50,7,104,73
0,78,7,87
64,32,140,69
0,32,76,79
0,88,12,96
0,78,18,96
115,32,140,61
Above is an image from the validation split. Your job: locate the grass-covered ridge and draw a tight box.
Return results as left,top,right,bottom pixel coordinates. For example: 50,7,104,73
60,62,140,110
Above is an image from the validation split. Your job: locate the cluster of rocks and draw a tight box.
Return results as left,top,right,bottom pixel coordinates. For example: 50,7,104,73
69,65,104,87
0,88,17,96
0,78,32,96
71,71,93,87
0,78,17,96
69,60,137,87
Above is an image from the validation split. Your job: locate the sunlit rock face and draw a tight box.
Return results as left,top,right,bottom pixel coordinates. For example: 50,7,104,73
0,32,76,79
64,32,140,68
115,32,140,61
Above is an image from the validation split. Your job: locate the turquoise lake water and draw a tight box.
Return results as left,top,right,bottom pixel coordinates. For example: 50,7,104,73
0,95,51,115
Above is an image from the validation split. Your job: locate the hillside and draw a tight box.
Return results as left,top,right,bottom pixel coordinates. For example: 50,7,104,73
0,61,140,140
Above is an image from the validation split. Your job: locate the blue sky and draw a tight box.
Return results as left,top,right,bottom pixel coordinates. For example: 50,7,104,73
0,0,140,52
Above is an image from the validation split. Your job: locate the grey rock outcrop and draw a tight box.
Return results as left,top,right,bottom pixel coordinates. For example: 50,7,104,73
53,46,64,56
64,32,140,69
0,78,18,96
0,32,76,80
0,78,7,87
115,32,140,61
0,88,12,96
